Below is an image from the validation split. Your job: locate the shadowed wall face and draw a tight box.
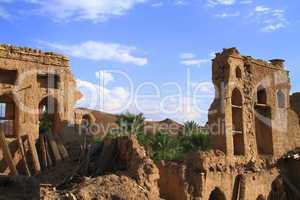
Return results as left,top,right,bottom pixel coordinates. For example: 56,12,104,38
232,88,245,156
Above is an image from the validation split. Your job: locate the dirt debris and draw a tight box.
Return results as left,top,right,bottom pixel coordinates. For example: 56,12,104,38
40,135,160,200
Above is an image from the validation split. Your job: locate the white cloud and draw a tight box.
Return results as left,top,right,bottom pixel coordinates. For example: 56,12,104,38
215,11,240,18
77,72,214,124
76,78,130,113
96,70,114,85
180,53,196,60
207,0,236,6
174,0,188,6
0,6,9,19
25,0,147,22
40,40,148,66
151,2,163,7
0,0,12,19
209,51,216,58
180,52,210,67
262,23,285,32
254,5,270,13
181,59,209,66
250,5,288,32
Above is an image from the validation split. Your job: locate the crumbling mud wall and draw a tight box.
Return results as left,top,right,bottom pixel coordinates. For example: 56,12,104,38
57,135,161,200
278,150,300,198
158,161,190,200
208,48,300,159
0,44,81,175
93,135,160,199
0,44,80,140
290,93,300,120
158,48,300,200
158,151,280,200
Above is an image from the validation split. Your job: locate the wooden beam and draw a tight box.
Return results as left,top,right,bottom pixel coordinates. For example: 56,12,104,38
55,135,69,160
39,135,48,170
17,136,31,176
47,131,62,164
27,134,41,174
45,136,53,167
0,129,18,175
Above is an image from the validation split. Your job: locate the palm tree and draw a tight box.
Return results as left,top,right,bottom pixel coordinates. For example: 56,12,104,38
116,112,145,134
181,120,210,152
183,120,201,136
152,132,183,161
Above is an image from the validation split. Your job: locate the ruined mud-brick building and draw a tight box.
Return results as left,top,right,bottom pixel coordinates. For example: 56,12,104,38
159,48,300,200
208,47,300,159
0,44,81,174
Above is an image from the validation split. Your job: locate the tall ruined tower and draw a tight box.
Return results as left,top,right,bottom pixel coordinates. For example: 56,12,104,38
208,48,300,159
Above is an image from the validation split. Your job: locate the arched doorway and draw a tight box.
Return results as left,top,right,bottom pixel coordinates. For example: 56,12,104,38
0,94,17,137
231,88,245,155
38,96,59,134
38,96,63,168
209,187,226,200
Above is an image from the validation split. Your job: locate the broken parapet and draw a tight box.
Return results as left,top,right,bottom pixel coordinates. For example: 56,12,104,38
0,44,69,67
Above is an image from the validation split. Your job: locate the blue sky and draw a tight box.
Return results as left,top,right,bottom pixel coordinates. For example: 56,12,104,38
0,0,299,124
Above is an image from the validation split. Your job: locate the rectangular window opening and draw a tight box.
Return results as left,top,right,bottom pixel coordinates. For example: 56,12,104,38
0,69,17,85
37,74,60,89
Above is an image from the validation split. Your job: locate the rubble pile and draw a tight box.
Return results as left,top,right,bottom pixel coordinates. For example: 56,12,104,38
40,135,160,200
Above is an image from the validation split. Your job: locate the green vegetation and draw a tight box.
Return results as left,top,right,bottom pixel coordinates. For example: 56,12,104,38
39,112,53,134
106,112,211,162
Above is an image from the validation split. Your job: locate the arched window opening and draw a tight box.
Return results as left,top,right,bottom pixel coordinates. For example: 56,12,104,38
0,94,16,137
255,96,273,155
231,88,245,155
277,90,285,108
257,86,267,105
209,187,226,200
236,66,242,79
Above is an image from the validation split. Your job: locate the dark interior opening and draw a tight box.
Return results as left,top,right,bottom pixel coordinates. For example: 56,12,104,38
37,74,60,89
0,69,17,85
232,88,245,156
209,187,226,200
38,96,59,134
257,86,267,105
0,94,16,137
255,105,273,155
